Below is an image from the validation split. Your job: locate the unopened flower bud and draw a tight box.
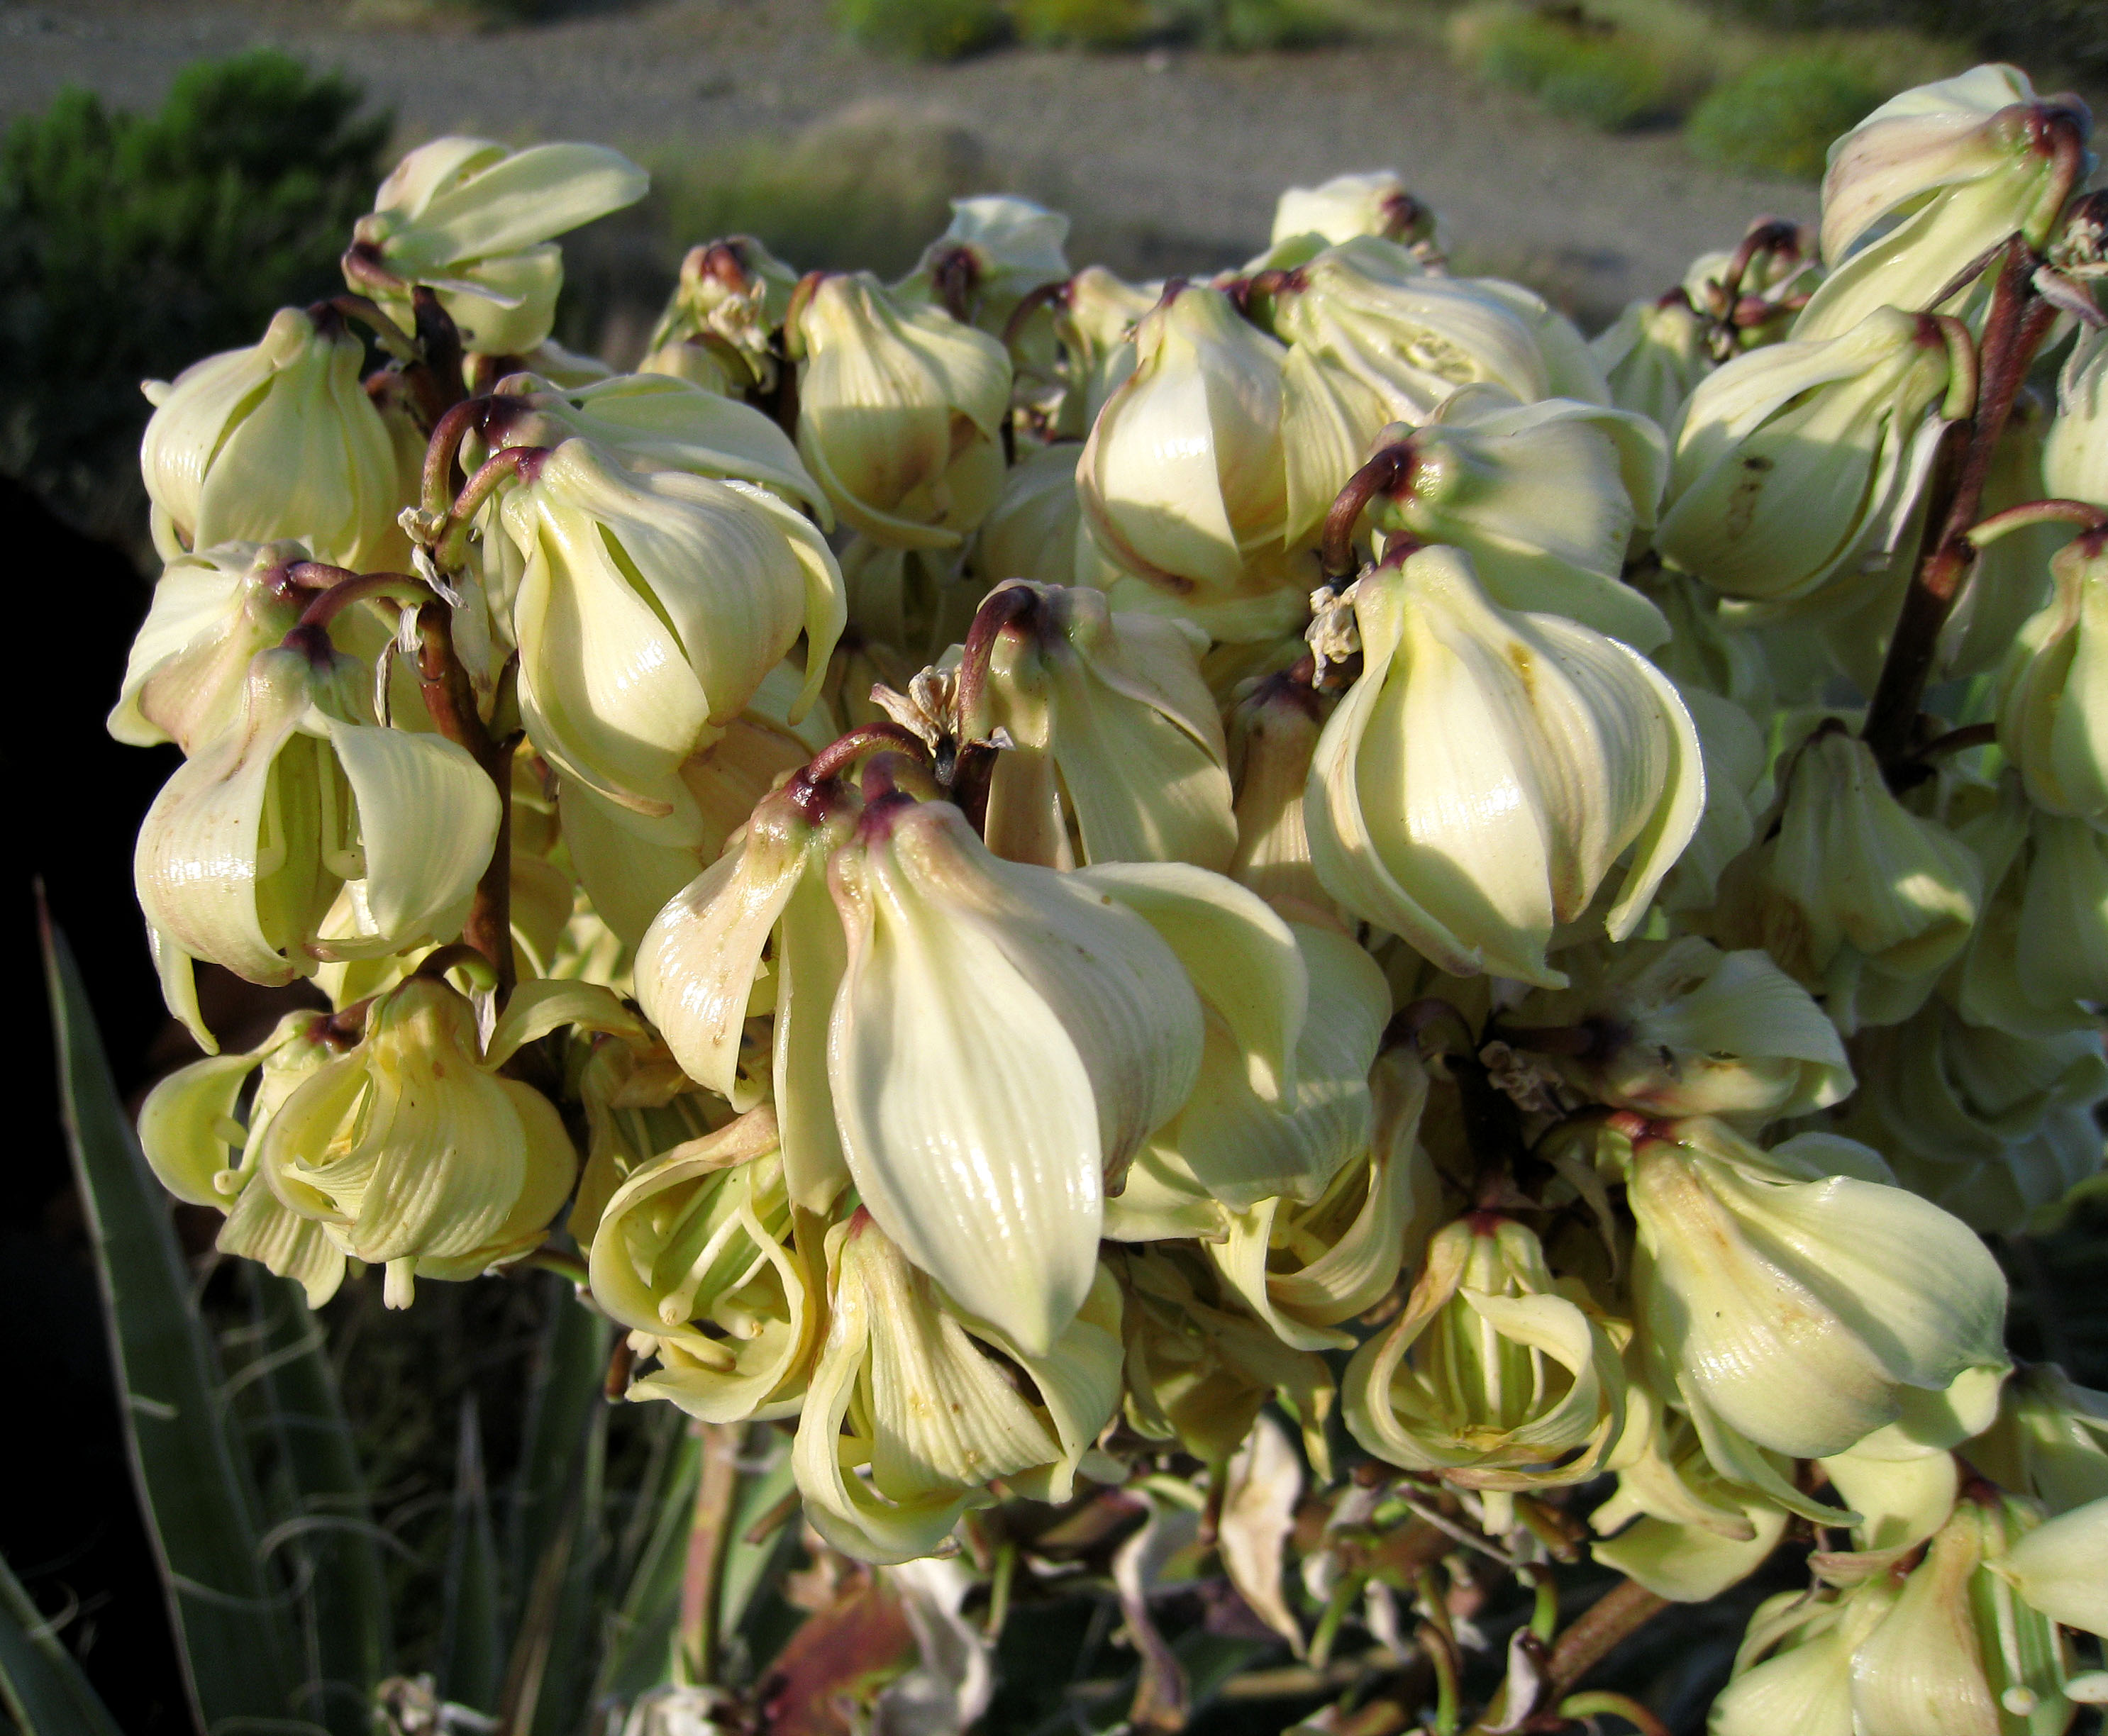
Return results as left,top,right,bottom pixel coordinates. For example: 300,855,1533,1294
2044,326,2108,508
1343,1213,1628,1506
969,442,1088,590
592,1106,819,1423
135,643,500,988
1950,781,2108,1037
350,136,648,354
1358,388,1670,648
1996,530,2108,822
1621,1114,2008,1469
1048,265,1159,437
789,272,1011,549
1078,282,1302,632
499,440,844,825
1590,292,1711,430
1657,307,1953,613
109,541,310,752
962,580,1237,871
828,794,1303,1353
1272,240,1607,547
258,976,621,1306
1506,937,1852,1125
792,1213,1121,1564
1712,725,1979,1033
1269,171,1438,255
1306,545,1703,987
642,236,797,394
1797,65,2093,340
141,307,402,570
487,371,827,520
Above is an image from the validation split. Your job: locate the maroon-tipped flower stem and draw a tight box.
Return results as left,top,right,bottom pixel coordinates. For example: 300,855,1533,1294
1968,499,2108,547
436,446,547,572
416,601,516,1002
311,294,420,364
1862,236,2064,774
410,941,500,991
955,582,1040,736
421,396,498,519
1321,443,1415,580
292,571,433,635
1555,1690,1673,1736
1001,277,1068,351
802,722,930,787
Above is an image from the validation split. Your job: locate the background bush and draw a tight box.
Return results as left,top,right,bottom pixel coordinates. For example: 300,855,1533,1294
833,0,1012,60
1704,0,2108,80
1687,54,1883,177
0,50,389,542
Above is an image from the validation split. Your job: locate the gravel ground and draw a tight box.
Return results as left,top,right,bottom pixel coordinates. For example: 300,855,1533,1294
0,0,1819,320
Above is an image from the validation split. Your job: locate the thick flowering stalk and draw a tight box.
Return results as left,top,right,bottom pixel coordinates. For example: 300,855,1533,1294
259,978,604,1304
1711,725,1980,1034
791,1213,1122,1564
141,306,406,571
499,438,845,827
1343,1213,1628,1515
109,540,310,752
789,272,1012,549
1502,937,1853,1127
1619,1115,2009,1481
1305,544,1703,987
958,579,1237,872
1355,388,1672,648
1995,530,2108,823
1077,281,1300,633
590,1106,819,1423
1796,63,2092,342
1655,306,1954,613
134,641,500,994
138,1010,355,1306
348,135,648,354
825,792,1299,1354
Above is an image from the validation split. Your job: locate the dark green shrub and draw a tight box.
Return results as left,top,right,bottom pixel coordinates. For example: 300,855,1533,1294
1475,9,1675,129
1701,0,2107,79
1011,0,1157,48
0,50,389,538
831,0,1011,59
1687,55,1883,179
1199,0,1346,50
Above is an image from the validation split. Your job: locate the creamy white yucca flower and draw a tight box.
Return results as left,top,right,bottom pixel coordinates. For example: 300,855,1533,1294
484,370,827,520
1590,292,1711,429
260,976,638,1306
1343,1214,1627,1515
1269,170,1436,252
499,440,844,829
826,792,1301,1354
1970,1364,2108,1516
1224,666,1336,925
1994,1498,2108,1638
141,307,405,571
350,135,648,353
970,441,1090,591
792,1213,1122,1564
1272,239,1607,545
1619,1114,2008,1476
1797,63,2093,341
789,272,1012,549
1504,935,1853,1126
899,194,1072,333
1712,725,1979,1034
138,1009,352,1306
2045,326,2108,508
1949,777,2108,1037
134,642,499,992
958,579,1236,872
1658,306,1953,613
1357,386,1671,648
109,540,310,752
1305,544,1703,987
1077,281,1299,627
589,1106,816,1425
1996,531,2108,822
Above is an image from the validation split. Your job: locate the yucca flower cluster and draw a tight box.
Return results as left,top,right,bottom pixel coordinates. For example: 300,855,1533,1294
118,64,2108,1734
